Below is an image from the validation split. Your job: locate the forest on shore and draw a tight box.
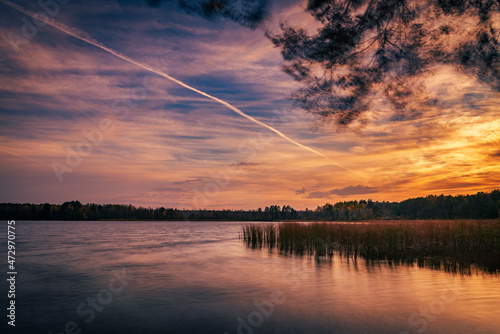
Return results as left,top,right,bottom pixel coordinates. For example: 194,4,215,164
1,190,499,221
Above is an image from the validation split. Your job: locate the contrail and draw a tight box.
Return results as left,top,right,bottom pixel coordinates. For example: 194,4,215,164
1,0,335,161
0,146,51,167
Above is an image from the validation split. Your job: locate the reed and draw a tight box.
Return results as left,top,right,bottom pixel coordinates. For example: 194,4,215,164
242,220,500,274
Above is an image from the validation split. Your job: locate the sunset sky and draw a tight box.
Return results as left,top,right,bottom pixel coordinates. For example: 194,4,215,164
0,0,499,209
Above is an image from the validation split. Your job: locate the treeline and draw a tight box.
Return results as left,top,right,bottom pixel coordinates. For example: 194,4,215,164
1,190,499,221
313,190,500,221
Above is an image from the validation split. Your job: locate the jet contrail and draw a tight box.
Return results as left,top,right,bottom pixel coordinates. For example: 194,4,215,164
1,0,338,162
0,146,51,167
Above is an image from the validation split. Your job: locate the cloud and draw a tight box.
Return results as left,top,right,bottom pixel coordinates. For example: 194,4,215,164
330,185,379,196
146,0,271,29
306,191,332,199
227,162,261,170
295,187,306,194
154,179,204,192
305,185,379,199
489,150,500,158
0,0,499,209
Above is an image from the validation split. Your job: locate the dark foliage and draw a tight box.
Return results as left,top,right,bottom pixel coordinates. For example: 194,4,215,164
266,0,500,126
0,190,498,221
243,220,500,274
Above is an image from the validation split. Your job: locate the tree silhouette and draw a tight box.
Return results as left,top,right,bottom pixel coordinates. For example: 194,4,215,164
266,0,500,126
0,190,499,220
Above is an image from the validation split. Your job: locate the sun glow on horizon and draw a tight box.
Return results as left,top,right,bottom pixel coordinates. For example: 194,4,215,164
0,0,498,209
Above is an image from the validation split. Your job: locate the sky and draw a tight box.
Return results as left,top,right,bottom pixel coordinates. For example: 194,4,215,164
0,0,499,209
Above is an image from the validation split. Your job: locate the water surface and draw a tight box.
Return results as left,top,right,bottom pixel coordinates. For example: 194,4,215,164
1,221,499,334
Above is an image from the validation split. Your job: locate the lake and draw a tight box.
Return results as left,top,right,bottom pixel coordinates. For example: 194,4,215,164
1,221,499,334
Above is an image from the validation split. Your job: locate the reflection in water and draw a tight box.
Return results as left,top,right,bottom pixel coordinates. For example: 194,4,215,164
242,221,500,275
0,221,498,334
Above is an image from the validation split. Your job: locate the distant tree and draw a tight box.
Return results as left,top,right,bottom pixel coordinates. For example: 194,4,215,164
267,0,500,126
1,190,498,220
42,203,51,219
269,205,282,220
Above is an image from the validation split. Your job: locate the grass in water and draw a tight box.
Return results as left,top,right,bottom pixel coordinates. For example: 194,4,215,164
242,220,500,275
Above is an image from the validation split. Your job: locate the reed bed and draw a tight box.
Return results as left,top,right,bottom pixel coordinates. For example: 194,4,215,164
242,220,500,274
